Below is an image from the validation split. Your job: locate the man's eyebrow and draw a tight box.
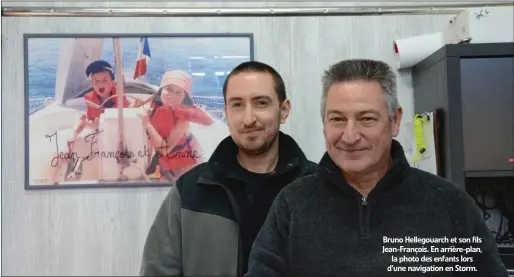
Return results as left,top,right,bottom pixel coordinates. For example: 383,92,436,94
358,110,381,116
326,110,343,116
227,96,273,102
227,97,244,102
253,96,272,101
325,110,382,117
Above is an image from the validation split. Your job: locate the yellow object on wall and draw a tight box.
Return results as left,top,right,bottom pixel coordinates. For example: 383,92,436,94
413,113,430,163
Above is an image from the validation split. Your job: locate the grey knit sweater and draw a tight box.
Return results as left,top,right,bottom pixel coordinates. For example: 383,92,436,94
245,140,508,277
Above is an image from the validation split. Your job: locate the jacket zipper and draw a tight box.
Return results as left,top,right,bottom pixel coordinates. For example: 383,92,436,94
220,185,244,277
359,196,371,237
197,161,311,276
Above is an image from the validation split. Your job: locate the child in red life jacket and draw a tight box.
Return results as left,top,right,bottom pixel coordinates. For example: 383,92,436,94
139,70,214,182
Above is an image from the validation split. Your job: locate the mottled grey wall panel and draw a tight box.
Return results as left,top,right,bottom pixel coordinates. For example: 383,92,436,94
1,14,453,276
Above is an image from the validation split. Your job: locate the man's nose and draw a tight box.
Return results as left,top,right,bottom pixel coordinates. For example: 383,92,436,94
341,121,361,144
242,106,257,126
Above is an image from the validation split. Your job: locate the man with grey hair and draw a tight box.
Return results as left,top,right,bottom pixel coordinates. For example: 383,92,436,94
245,59,508,276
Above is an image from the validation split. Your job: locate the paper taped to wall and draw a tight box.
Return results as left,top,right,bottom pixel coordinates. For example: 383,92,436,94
449,6,514,44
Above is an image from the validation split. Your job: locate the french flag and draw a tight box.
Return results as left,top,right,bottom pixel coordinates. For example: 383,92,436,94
133,37,151,80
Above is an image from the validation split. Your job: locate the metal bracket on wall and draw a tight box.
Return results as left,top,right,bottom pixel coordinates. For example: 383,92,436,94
2,3,514,17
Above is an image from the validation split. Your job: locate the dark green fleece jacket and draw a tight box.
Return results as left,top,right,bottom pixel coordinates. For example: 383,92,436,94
246,140,508,277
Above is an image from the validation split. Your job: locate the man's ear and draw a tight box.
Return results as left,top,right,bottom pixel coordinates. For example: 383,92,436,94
392,106,403,137
280,99,291,124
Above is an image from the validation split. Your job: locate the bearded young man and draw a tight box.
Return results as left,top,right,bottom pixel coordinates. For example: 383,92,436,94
140,61,317,277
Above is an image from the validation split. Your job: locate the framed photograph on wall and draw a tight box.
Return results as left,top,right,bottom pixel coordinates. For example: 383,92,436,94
24,33,254,189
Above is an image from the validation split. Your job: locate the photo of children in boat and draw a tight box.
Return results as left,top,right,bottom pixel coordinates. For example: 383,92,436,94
26,35,253,188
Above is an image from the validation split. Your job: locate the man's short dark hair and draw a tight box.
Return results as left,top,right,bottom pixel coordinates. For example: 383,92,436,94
222,61,287,103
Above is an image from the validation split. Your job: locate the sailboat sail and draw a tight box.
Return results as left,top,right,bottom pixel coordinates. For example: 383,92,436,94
54,38,104,105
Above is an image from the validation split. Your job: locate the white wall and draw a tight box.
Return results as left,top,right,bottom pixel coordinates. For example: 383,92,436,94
1,3,460,275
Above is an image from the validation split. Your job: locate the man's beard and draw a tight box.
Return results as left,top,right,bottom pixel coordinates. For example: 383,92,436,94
238,130,279,156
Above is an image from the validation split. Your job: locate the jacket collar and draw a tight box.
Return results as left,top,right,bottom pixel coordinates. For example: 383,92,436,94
199,131,311,185
318,139,410,199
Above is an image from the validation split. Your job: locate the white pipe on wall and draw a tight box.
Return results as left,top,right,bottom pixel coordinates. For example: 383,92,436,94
2,3,513,17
